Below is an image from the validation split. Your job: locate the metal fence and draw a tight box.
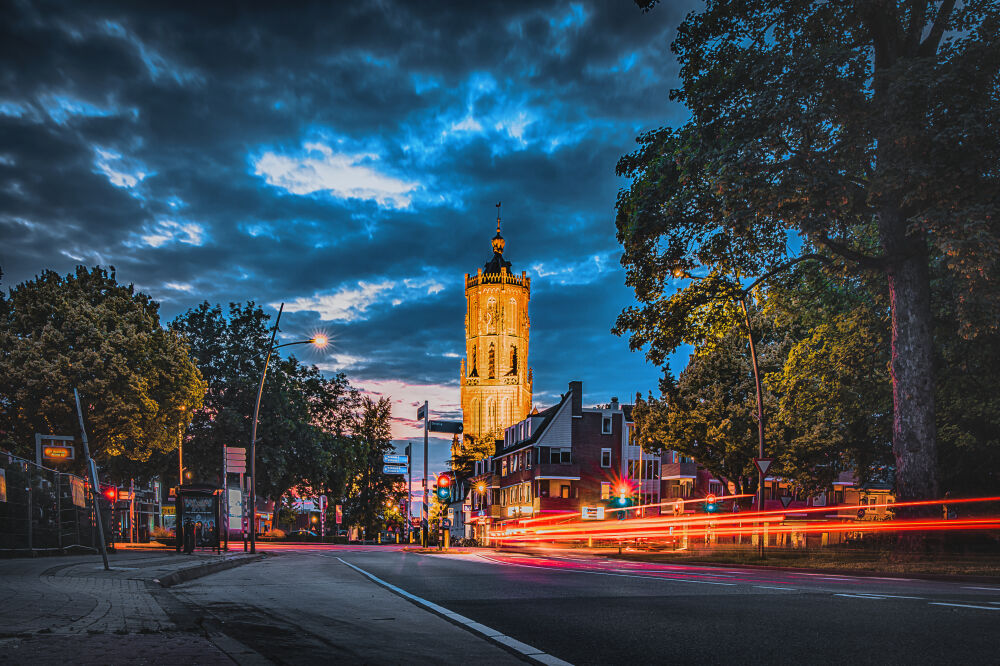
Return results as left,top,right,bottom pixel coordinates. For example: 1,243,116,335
0,450,102,553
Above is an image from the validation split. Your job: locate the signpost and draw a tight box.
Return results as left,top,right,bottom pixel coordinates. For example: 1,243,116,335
225,446,246,552
319,495,327,537
418,402,428,547
780,494,793,509
581,506,605,520
382,465,407,475
383,454,408,465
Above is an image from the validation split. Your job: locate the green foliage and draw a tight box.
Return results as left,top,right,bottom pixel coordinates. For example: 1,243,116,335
633,304,793,495
618,1,1000,501
0,266,205,481
343,396,405,535
171,302,358,503
450,432,497,481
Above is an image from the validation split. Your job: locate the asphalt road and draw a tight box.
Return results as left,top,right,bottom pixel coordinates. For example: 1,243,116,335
171,545,1000,665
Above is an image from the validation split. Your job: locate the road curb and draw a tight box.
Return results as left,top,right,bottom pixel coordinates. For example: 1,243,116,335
154,554,265,587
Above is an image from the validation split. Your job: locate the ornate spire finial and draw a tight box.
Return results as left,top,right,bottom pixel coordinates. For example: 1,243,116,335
492,201,505,254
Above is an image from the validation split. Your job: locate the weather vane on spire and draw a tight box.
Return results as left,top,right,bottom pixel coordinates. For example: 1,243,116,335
492,201,505,255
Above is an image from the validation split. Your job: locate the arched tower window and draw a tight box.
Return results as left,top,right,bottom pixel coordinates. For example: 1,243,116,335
508,344,518,376
488,342,495,378
470,345,478,377
509,298,517,334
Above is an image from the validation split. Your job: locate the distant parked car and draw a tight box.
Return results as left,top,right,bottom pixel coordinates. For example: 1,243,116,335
287,529,317,539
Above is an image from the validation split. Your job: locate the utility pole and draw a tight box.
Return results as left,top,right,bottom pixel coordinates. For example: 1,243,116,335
406,442,412,544
74,389,110,571
419,402,429,547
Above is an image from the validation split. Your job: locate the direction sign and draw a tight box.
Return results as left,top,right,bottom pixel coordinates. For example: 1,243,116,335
441,518,452,528
428,420,463,434
780,495,793,509
225,446,247,473
754,458,773,476
382,464,407,475
383,454,408,465
581,506,605,521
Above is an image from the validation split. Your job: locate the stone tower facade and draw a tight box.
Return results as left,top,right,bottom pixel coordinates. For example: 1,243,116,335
460,213,532,443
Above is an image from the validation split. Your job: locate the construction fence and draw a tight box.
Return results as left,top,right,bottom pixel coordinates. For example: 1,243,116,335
0,450,103,553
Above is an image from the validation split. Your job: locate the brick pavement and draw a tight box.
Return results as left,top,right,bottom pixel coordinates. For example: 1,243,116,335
0,551,261,664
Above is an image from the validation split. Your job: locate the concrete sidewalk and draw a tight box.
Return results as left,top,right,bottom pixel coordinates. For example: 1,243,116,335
0,551,262,664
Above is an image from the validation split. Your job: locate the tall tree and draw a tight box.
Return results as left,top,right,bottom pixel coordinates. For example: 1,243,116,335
171,302,356,502
0,266,204,480
344,396,403,536
617,1,1000,505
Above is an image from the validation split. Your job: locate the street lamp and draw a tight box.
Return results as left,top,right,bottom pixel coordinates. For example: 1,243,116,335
672,254,830,556
249,303,328,554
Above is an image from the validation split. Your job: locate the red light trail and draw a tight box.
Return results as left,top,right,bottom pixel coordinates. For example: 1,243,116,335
489,495,1000,544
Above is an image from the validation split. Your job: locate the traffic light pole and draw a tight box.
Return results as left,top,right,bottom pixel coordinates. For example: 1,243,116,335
422,402,429,548
74,389,110,571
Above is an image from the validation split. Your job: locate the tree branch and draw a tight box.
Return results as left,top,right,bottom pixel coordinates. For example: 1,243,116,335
739,254,834,298
814,232,889,270
918,0,956,57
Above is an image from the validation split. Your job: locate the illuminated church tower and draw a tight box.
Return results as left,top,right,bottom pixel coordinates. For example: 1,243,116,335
460,204,532,442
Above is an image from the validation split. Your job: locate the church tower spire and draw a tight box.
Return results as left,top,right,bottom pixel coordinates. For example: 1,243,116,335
460,206,532,443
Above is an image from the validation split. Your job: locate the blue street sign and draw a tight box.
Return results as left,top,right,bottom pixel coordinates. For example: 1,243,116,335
383,454,408,465
382,465,407,475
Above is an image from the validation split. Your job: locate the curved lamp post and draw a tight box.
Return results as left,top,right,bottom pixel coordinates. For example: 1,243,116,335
673,254,830,556
249,302,328,553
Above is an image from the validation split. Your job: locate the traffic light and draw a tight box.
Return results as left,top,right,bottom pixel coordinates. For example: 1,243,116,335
704,494,718,513
103,486,118,503
436,474,452,502
614,484,631,520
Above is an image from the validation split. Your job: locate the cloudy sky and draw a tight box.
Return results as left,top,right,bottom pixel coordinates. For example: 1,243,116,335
0,0,698,478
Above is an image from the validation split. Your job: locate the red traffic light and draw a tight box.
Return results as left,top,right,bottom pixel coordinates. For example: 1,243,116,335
103,486,118,502
706,494,716,504
437,474,451,487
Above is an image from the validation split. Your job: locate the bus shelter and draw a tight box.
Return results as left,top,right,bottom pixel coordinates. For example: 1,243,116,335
175,484,224,553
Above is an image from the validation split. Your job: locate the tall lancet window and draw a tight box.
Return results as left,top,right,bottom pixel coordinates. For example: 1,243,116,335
488,343,496,378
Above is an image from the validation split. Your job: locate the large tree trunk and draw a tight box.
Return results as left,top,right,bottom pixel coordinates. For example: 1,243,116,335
881,216,939,508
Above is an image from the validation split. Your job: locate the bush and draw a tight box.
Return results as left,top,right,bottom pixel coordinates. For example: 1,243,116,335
264,528,286,538
152,526,174,539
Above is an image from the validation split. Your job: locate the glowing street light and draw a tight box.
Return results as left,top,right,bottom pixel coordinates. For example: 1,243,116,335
249,303,329,554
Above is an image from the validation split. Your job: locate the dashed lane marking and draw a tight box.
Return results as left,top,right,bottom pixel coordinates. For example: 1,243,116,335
336,557,573,666
929,602,1000,611
850,593,924,600
754,586,796,591
475,555,737,586
836,594,888,600
962,586,1000,591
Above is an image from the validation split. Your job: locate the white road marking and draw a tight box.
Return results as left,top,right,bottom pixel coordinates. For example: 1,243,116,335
962,586,1000,591
851,593,924,600
336,558,573,665
754,586,796,591
929,602,1000,611
475,555,737,585
836,594,888,600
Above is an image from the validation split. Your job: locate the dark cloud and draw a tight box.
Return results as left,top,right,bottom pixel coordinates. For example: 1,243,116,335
0,0,699,471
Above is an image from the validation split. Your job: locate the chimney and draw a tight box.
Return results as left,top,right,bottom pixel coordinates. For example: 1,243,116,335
610,397,619,410
568,381,583,417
